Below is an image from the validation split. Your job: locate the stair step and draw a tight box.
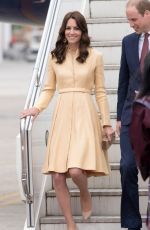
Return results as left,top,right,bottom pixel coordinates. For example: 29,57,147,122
92,88,117,95
90,1,126,18
40,216,147,230
40,215,146,224
87,17,128,24
108,141,120,163
46,189,148,216
108,94,117,113
91,41,121,65
40,215,121,224
103,67,119,89
104,64,119,70
91,44,121,88
87,18,132,41
107,89,117,94
109,112,117,119
67,163,147,190
91,41,121,47
94,46,121,65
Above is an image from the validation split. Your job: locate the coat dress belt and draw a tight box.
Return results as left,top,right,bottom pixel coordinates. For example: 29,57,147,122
58,88,92,94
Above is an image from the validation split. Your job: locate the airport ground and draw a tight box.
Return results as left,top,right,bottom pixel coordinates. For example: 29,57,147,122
0,59,34,230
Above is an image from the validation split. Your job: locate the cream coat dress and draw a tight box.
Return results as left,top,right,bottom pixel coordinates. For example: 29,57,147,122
35,48,111,176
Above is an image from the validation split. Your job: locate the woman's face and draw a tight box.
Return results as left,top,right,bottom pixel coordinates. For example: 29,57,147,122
65,18,82,47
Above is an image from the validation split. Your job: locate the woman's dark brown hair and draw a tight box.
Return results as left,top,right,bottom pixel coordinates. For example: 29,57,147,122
51,11,90,64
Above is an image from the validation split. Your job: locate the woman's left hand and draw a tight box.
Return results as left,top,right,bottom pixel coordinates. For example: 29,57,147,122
103,126,115,142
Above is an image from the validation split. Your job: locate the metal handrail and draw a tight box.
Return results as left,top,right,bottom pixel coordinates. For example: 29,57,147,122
20,0,61,222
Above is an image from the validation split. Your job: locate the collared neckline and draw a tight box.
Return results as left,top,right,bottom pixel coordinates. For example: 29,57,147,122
140,32,150,38
67,46,79,57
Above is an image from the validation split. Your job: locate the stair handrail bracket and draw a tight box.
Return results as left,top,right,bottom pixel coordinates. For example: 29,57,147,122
20,116,34,205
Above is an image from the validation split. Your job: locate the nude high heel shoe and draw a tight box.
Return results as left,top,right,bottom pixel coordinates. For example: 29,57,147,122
82,209,92,220
68,224,79,230
80,192,92,220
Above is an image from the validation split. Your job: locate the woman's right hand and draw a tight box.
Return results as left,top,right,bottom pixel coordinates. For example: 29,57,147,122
20,107,40,119
116,121,121,136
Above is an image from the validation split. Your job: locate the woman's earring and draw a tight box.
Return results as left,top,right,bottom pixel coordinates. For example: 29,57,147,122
63,38,67,44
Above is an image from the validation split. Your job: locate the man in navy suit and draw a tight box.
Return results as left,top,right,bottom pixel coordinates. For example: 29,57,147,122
116,0,150,229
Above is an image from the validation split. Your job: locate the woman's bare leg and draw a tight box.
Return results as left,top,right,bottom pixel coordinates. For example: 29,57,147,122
52,173,77,230
69,168,92,219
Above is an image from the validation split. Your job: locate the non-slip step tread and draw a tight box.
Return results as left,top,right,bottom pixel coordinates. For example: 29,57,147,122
106,88,117,94
91,41,121,47
40,215,120,224
40,215,146,224
104,64,119,70
87,17,127,24
47,188,148,197
89,88,117,94
109,112,117,119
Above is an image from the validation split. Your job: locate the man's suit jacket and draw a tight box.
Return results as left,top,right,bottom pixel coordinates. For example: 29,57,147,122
117,32,142,125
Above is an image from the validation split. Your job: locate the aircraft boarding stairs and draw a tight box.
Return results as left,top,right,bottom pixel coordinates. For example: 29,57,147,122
18,0,148,229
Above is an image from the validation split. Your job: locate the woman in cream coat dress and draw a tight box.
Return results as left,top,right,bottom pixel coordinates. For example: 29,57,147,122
21,11,114,230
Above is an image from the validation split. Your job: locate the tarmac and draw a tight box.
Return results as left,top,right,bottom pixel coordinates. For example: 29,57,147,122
0,59,34,230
